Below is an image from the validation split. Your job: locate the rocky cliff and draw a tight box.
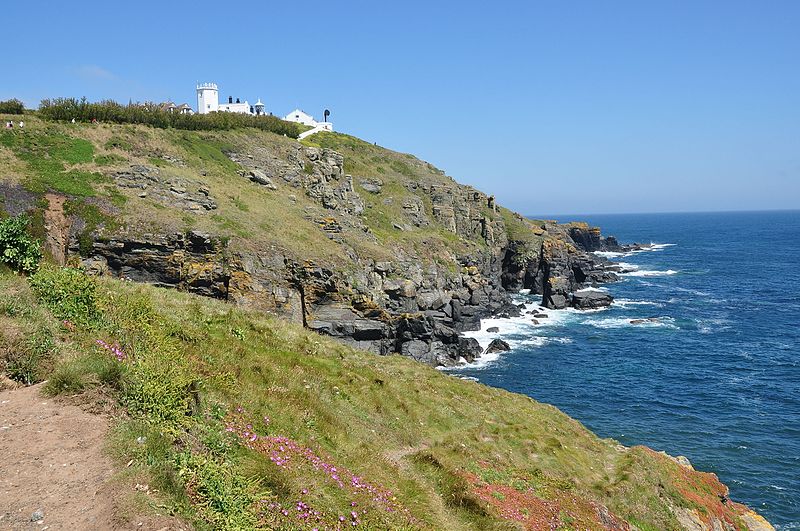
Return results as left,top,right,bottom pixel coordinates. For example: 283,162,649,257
0,117,776,530
80,157,630,366
1,120,634,366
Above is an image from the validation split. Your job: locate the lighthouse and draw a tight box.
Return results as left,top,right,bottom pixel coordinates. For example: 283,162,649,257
196,83,219,114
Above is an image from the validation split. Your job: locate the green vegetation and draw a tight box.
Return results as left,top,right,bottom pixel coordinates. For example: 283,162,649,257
0,117,759,528
0,266,752,529
0,273,60,385
0,128,104,197
171,131,240,173
39,97,301,138
0,98,25,114
0,214,42,273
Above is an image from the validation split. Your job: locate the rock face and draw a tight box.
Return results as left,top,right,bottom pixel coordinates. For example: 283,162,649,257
113,165,217,212
67,143,635,367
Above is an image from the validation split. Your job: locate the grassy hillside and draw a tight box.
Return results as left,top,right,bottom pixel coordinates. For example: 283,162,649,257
0,111,772,530
0,266,764,530
0,115,498,268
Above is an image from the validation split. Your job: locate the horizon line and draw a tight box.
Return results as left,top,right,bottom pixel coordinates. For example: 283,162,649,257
530,207,800,219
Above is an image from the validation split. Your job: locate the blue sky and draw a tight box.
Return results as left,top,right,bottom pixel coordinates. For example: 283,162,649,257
3,1,799,215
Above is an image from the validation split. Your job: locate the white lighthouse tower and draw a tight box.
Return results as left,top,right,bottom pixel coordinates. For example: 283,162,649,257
196,83,219,114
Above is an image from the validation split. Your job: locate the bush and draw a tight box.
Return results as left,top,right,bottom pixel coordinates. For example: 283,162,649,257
4,328,55,385
0,215,42,273
29,266,101,326
175,451,263,530
39,97,301,138
0,98,25,114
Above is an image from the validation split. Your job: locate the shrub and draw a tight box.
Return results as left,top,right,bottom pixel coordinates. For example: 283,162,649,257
39,97,301,138
4,328,56,385
29,266,101,326
175,451,264,530
44,364,86,395
0,215,42,273
121,359,195,426
0,98,25,114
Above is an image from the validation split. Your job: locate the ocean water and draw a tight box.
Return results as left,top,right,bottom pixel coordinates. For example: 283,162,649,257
447,211,800,528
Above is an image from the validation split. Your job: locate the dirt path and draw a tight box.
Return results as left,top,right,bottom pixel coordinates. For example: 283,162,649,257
0,384,186,530
42,194,70,266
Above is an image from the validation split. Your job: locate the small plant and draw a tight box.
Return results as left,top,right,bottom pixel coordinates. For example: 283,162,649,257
0,214,42,273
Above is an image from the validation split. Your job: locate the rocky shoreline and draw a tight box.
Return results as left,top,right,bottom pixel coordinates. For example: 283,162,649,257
75,219,647,368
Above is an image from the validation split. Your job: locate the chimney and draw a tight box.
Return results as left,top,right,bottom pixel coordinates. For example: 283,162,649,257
236,98,240,104
228,96,233,104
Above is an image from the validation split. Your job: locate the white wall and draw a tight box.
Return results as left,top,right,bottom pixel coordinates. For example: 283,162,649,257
218,102,251,114
196,86,219,114
284,109,317,126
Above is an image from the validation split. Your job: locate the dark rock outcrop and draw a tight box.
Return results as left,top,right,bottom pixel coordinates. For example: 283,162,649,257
485,338,511,354
572,290,614,309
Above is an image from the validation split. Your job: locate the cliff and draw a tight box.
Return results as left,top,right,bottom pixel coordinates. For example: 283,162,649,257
0,116,774,529
3,119,625,366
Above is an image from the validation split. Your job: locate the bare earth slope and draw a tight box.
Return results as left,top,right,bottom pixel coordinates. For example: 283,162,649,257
0,384,185,531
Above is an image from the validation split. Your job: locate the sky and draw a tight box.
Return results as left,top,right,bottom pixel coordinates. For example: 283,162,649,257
2,1,799,215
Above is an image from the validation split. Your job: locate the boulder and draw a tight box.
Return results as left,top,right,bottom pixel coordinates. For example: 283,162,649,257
360,178,383,194
383,279,417,298
486,326,500,333
457,337,482,362
484,338,511,354
249,169,273,185
572,290,613,309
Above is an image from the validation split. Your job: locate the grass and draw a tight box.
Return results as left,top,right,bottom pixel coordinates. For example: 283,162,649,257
0,128,105,197
0,118,759,528
0,266,757,529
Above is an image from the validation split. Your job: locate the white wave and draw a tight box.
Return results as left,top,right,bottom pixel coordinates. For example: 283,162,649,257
613,299,663,308
594,251,626,258
673,286,711,296
576,286,609,293
615,262,640,271
518,288,531,295
584,316,678,330
445,334,574,370
593,243,676,259
620,269,678,277
697,317,733,334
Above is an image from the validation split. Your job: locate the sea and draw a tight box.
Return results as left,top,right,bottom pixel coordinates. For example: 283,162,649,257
446,210,800,529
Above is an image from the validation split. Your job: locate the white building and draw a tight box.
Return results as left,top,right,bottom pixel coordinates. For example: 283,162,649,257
284,108,316,126
196,83,219,114
195,83,332,136
284,108,334,135
218,95,251,114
